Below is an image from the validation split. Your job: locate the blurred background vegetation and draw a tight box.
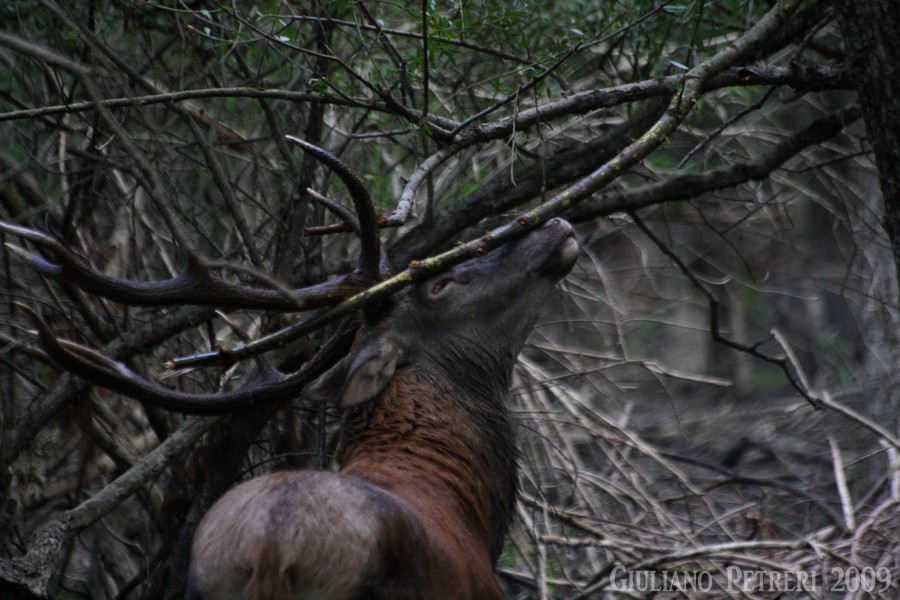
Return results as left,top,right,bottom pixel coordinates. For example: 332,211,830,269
0,1,897,598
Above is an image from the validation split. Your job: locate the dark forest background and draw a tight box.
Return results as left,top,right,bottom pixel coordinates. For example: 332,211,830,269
1,1,898,598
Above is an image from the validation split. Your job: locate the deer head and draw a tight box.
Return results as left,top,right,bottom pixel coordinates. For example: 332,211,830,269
307,217,578,410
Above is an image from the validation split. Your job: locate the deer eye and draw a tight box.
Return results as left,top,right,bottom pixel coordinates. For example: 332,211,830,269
428,276,459,299
431,279,450,295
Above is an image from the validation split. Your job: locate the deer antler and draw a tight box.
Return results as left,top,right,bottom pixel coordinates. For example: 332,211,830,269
285,136,386,281
17,302,354,413
0,220,357,311
5,139,383,412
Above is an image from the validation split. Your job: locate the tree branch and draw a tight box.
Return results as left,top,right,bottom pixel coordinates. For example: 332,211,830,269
0,416,215,596
569,107,861,221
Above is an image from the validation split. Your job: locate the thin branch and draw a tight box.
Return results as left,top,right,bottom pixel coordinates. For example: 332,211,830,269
659,450,847,529
272,14,536,65
631,213,900,452
828,436,857,531
570,106,861,222
677,86,777,168
796,388,900,452
170,0,807,369
181,117,263,266
0,88,376,123
420,0,429,122
398,61,846,219
36,2,197,253
447,1,674,137
630,212,824,407
0,65,849,138
231,8,455,141
392,146,454,226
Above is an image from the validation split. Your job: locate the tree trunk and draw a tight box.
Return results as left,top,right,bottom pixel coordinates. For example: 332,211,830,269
837,2,900,287
836,2,900,434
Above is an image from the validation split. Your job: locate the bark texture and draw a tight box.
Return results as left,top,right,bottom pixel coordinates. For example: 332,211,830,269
837,1,900,287
837,1,900,434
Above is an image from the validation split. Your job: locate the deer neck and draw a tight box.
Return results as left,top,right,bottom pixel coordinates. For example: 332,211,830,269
337,371,518,560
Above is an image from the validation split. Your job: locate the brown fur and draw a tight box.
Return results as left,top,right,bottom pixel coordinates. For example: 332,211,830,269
186,218,578,600
189,375,505,600
339,375,507,599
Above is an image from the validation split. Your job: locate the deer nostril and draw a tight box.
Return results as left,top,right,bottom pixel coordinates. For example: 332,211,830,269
544,217,574,237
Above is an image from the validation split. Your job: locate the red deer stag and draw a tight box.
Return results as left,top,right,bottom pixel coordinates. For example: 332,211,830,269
2,140,578,600
187,216,577,600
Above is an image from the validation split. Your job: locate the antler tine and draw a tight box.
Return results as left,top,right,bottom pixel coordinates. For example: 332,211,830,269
284,136,384,281
306,187,361,235
17,302,332,414
1,220,356,311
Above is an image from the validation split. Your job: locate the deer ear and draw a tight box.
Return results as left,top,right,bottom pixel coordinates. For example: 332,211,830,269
303,338,405,409
339,338,405,409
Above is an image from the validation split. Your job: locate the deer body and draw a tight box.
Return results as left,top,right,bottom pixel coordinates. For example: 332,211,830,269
186,218,578,600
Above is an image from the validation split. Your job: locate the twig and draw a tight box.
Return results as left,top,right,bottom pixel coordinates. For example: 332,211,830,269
772,331,900,450
816,391,900,451
182,117,263,266
828,437,857,531
420,0,429,122
630,212,825,408
270,14,536,66
677,87,776,168
570,107,860,221
448,1,675,137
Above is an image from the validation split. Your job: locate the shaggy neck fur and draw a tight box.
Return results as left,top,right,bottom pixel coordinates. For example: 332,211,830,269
337,369,518,562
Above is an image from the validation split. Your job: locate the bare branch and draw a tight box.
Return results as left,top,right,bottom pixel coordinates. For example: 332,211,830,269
397,61,846,221
570,106,861,221
829,437,857,531
0,31,90,76
0,415,215,596
0,88,375,123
